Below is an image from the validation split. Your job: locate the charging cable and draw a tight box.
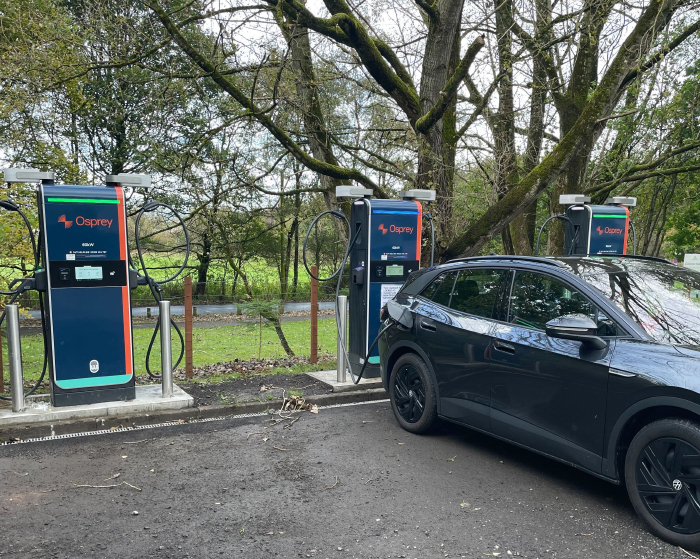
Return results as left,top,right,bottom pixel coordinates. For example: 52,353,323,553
132,200,190,379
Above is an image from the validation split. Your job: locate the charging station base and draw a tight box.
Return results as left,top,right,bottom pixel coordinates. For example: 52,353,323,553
0,384,193,429
306,369,384,393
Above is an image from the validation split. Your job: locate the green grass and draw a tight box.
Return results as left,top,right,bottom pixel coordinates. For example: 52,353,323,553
0,318,337,390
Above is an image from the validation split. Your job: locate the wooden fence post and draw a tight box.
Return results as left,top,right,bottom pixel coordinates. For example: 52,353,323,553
310,266,318,364
184,276,194,379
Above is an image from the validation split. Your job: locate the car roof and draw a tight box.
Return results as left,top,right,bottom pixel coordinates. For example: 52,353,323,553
446,254,672,270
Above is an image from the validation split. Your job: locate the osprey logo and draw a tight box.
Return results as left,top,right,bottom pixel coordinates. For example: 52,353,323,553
58,215,73,229
597,225,623,235
378,223,414,235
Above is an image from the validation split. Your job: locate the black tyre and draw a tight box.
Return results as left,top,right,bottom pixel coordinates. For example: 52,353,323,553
625,419,700,550
388,353,437,434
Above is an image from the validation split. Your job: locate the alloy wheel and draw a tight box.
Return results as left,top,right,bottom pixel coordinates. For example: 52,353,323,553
636,437,700,534
393,364,426,423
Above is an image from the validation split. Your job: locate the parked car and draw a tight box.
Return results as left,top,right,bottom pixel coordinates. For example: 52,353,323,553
379,255,700,549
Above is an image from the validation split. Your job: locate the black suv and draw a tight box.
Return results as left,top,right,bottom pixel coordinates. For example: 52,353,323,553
378,255,700,549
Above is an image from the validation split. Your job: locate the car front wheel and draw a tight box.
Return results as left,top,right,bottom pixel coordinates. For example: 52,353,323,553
388,353,437,434
625,419,700,550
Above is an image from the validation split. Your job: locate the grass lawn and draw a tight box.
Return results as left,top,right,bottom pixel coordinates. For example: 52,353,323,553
0,318,337,388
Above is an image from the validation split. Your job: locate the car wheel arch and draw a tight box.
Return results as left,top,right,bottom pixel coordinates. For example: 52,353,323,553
385,341,441,414
605,396,700,481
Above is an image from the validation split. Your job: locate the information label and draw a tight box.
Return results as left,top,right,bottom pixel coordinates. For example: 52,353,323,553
380,283,402,312
685,254,700,273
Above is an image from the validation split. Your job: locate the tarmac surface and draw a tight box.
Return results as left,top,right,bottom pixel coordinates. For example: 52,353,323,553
0,401,690,558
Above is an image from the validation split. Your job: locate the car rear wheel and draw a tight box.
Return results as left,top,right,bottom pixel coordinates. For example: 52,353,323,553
625,419,700,550
389,353,437,434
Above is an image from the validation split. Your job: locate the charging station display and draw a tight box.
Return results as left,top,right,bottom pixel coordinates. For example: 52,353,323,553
348,199,421,378
39,184,135,406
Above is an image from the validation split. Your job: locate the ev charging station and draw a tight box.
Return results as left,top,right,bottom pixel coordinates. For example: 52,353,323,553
537,194,638,257
305,186,435,384
38,177,146,406
1,169,189,413
562,195,637,256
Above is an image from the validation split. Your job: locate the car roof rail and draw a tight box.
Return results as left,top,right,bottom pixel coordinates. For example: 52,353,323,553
584,254,671,265
446,255,566,267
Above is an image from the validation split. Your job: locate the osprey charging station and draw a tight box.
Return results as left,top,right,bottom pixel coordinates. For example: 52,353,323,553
348,197,423,378
2,168,187,410
39,181,137,406
304,186,435,383
537,194,637,257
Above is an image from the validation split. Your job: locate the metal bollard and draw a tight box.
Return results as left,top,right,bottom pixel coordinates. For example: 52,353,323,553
336,295,347,383
6,305,24,412
160,301,173,398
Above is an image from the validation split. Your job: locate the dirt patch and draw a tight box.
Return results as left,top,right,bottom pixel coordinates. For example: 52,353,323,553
181,372,331,406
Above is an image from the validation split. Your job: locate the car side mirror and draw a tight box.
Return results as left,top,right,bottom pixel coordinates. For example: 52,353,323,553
387,300,413,329
545,314,608,350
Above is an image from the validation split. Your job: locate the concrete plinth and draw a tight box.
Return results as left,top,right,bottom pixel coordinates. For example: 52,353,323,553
0,384,194,428
306,369,384,393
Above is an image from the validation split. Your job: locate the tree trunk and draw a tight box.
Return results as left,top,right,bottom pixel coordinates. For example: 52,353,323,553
416,0,466,247
279,18,344,211
195,230,211,296
510,0,549,255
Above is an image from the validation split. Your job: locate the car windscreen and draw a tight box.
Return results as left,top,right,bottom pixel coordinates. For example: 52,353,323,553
559,258,700,346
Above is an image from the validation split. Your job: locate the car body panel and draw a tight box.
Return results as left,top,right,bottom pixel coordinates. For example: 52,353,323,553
379,256,700,484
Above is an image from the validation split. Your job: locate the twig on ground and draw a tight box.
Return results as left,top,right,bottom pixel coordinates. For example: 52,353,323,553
680,548,700,559
273,446,289,451
284,416,301,429
322,476,339,491
73,481,142,491
447,456,457,462
365,478,375,485
104,473,121,481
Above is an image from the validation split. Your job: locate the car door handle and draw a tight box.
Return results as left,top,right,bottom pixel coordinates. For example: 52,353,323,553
420,320,437,332
493,341,516,354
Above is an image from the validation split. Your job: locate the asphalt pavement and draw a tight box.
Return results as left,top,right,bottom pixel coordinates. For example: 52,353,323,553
0,401,688,558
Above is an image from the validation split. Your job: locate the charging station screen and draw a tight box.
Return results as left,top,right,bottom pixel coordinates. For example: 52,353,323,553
75,266,103,281
386,265,404,277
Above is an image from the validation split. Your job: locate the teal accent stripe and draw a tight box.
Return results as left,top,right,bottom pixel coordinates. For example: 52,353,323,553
368,356,380,364
56,375,132,389
592,214,625,218
47,198,119,204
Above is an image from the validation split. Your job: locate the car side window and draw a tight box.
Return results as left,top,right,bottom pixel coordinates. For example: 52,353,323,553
420,271,458,307
508,271,618,336
450,269,506,319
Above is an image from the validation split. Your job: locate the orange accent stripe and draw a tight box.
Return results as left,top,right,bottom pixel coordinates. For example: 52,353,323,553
116,187,132,375
622,206,630,255
116,187,127,261
122,285,133,376
415,201,422,266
